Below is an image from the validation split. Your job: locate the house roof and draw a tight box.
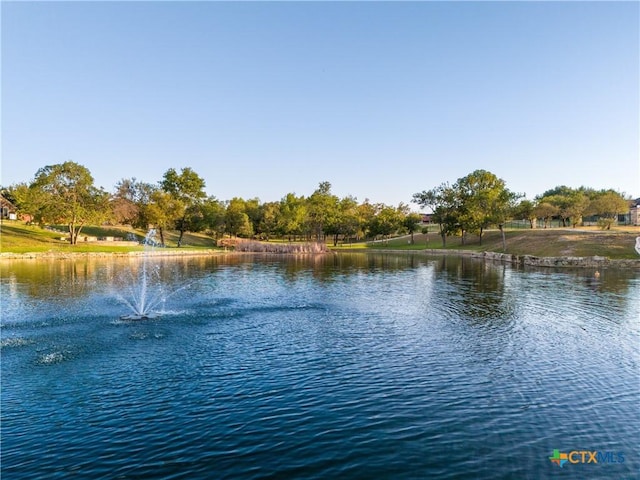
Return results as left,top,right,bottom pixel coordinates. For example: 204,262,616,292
0,195,16,210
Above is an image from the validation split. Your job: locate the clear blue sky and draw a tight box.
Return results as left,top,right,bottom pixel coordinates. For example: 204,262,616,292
2,1,638,207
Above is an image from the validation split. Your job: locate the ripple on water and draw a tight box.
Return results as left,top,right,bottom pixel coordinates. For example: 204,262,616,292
1,256,639,479
0,337,34,348
35,351,68,365
129,331,166,340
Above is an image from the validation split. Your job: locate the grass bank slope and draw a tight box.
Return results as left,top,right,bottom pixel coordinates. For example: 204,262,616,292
0,222,217,253
2,222,639,260
364,227,640,260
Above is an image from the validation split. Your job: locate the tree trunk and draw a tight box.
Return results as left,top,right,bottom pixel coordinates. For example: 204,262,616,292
177,229,185,247
440,232,446,248
69,221,84,245
479,227,483,246
499,224,506,251
159,227,165,246
74,223,85,245
410,231,414,244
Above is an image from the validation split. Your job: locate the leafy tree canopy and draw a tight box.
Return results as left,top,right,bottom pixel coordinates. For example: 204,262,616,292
26,161,110,244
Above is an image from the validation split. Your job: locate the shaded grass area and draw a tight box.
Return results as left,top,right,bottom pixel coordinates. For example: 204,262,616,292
49,225,217,248
1,222,217,253
0,223,67,251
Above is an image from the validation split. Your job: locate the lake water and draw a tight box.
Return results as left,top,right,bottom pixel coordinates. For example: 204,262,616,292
1,253,638,479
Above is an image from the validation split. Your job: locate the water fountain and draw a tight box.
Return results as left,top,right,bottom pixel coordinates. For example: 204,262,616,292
118,229,165,320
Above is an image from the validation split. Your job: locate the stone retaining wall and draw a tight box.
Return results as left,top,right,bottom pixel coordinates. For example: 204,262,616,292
2,248,639,268
422,249,640,269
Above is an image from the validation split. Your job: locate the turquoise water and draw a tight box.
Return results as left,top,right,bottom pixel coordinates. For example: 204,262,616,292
1,254,638,479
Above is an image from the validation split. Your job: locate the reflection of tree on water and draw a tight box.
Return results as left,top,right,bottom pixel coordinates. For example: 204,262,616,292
1,259,98,299
434,256,514,323
2,253,637,301
241,252,429,282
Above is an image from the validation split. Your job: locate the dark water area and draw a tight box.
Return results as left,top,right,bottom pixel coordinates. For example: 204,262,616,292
1,253,638,479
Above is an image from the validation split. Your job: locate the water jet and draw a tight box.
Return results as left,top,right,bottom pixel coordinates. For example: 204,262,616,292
117,229,166,320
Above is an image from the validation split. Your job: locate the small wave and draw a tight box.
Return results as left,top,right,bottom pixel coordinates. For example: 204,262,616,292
36,351,66,365
129,332,166,340
0,337,34,348
156,309,187,316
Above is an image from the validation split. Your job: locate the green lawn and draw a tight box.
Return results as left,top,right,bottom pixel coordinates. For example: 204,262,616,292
359,228,640,259
2,221,639,260
1,222,217,253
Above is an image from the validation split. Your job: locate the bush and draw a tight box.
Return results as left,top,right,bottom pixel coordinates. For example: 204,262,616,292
220,238,329,253
597,218,614,230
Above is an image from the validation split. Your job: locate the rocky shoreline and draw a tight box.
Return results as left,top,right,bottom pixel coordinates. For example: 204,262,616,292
462,250,639,269
386,248,640,269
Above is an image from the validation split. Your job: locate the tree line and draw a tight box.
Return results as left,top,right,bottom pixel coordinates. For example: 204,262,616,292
1,161,631,247
413,170,631,249
2,161,420,246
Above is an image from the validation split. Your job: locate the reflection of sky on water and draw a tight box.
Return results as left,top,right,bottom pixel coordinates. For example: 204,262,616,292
1,253,639,479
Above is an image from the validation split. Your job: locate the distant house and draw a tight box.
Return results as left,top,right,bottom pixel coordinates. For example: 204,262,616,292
420,213,433,224
0,195,18,221
583,198,640,227
630,198,640,226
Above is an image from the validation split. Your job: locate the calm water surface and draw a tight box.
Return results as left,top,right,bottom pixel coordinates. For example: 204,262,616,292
1,253,639,479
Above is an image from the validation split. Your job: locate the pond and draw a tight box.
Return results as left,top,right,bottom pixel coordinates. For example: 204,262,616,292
1,253,638,479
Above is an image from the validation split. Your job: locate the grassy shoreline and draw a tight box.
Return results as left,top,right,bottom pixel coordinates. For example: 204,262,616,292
362,228,640,259
2,222,639,266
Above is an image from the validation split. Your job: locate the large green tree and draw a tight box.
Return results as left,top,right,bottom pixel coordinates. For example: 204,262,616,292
456,169,517,246
563,192,590,228
258,201,281,241
586,190,629,230
145,189,181,246
368,204,404,244
224,197,254,238
415,171,517,247
356,200,377,240
514,199,537,229
403,212,423,245
413,183,461,247
536,186,590,227
278,193,307,241
334,196,360,246
533,201,559,228
307,181,340,241
243,198,263,236
160,167,207,246
491,189,520,251
111,177,157,228
26,161,110,244
200,196,226,239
